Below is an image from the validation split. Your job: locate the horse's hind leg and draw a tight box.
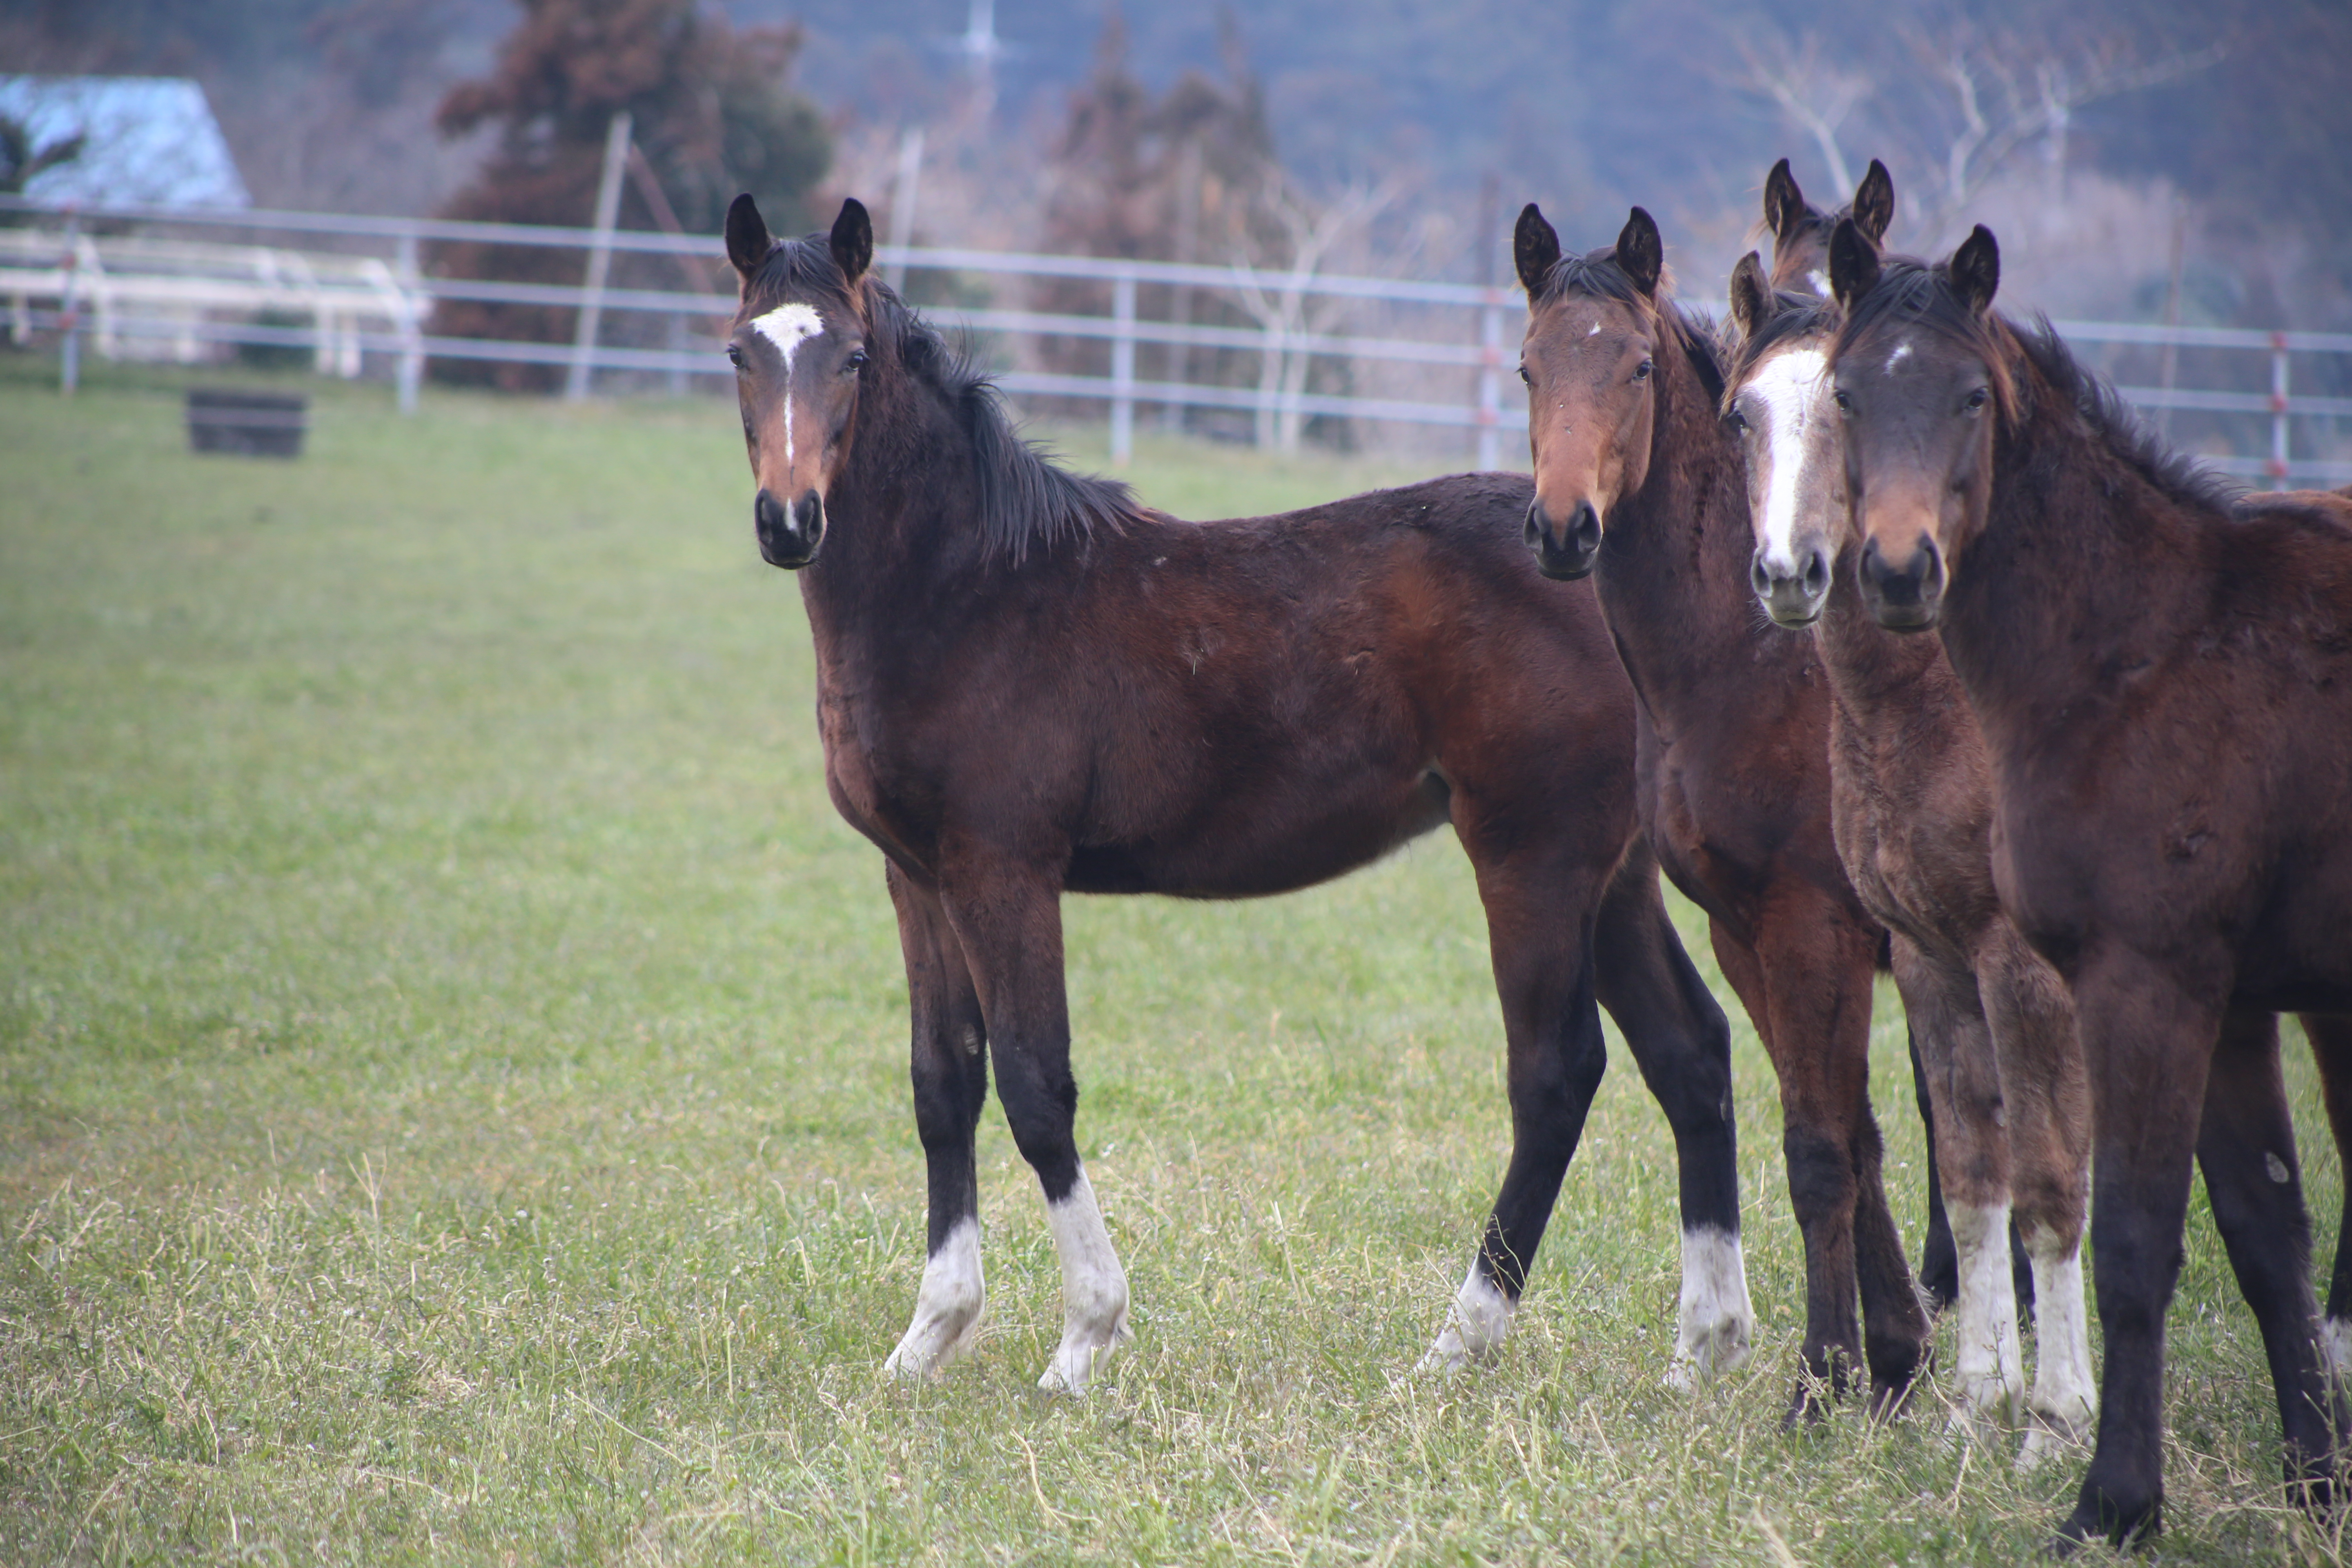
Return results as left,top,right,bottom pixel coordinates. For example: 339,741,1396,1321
1421,841,1611,1374
2196,1010,2345,1518
2301,1013,2352,1379
1590,852,1751,1387
1889,935,2023,1438
881,864,993,1379
938,858,1129,1394
1975,930,2094,1469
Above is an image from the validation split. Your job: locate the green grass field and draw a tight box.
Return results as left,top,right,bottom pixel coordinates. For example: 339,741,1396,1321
0,354,2341,1564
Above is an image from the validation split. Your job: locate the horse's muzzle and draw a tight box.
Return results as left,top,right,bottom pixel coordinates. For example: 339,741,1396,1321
755,486,825,569
1751,541,1833,628
1526,497,1602,580
1858,534,1944,631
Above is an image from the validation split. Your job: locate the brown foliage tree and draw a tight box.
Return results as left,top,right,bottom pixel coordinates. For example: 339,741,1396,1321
428,0,830,388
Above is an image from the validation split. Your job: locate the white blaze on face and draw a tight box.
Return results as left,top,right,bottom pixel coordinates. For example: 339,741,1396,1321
747,302,824,464
881,1216,985,1380
1666,1225,1754,1389
1805,269,1830,298
1885,340,1914,372
1038,1167,1130,1394
1419,1260,1516,1374
1744,346,1831,578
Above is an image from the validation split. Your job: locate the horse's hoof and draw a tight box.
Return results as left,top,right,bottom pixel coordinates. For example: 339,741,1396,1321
2016,1408,2091,1472
1417,1327,1477,1377
1038,1308,1130,1395
1667,1309,1753,1391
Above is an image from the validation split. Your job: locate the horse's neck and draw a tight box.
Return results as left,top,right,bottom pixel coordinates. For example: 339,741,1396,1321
1600,340,1772,696
797,383,985,655
1937,369,2209,742
1818,571,1949,722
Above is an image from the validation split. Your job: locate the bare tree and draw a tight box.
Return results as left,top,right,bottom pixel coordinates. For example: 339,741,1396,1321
1223,172,1398,452
1731,22,2221,247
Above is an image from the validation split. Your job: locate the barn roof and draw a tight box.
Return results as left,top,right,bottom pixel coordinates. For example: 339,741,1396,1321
0,76,250,209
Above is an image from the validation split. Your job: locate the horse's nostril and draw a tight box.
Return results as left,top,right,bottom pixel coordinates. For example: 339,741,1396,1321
1750,557,1773,597
1524,501,1546,547
1803,551,1830,593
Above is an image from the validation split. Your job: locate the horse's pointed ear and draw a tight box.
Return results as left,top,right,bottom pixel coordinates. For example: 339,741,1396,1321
1728,251,1775,340
1827,217,1881,309
1852,159,1895,246
1514,203,1561,296
1764,158,1804,244
1616,206,1663,297
831,198,873,287
725,194,772,284
1950,224,2000,316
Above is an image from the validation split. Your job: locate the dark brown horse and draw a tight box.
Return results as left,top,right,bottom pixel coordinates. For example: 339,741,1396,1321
1756,158,2029,1320
718,193,1754,1394
1727,243,2094,1464
1826,219,2352,1548
1512,201,1928,1418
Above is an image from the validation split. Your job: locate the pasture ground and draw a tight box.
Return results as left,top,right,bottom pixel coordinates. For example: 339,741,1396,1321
0,354,2342,1564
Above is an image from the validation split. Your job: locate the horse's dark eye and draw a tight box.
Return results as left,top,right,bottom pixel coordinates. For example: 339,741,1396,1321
1833,388,1854,414
1964,386,1990,412
726,344,744,368
1517,363,1532,386
1633,359,1653,381
845,349,869,372
1727,408,1750,435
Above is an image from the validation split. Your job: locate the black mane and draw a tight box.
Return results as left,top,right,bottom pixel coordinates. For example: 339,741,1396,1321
744,234,1144,564
2010,321,2244,517
1832,256,2241,518
1527,245,1725,407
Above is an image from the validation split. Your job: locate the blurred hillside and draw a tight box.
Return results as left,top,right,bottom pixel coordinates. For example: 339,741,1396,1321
4,0,2345,329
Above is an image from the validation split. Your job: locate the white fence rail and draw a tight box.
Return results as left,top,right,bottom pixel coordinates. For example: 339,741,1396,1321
3,194,2348,485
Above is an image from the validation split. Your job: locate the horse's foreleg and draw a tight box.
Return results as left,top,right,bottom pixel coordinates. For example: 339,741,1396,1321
2195,1010,2344,1519
2301,1013,2352,1380
940,860,1128,1395
1421,852,1609,1374
1975,929,2094,1469
880,865,992,1380
1592,856,1751,1388
2058,951,2218,1552
1891,935,2023,1438
1737,897,1926,1420
1910,1025,1960,1313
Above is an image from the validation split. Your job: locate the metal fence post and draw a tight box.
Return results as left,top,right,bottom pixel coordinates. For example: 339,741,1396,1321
1109,271,1136,466
1476,290,1504,471
566,111,632,401
58,209,80,395
394,231,423,414
2269,332,2291,490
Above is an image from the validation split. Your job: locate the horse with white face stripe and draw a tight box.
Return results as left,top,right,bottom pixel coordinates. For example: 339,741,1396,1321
721,192,1753,1398
1725,211,2099,1462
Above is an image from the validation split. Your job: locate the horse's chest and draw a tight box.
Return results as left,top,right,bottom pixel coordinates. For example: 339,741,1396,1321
815,696,929,863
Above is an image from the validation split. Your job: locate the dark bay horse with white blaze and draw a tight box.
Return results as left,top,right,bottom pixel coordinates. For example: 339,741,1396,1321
1826,219,2352,1549
1727,234,2096,1466
1753,158,2036,1320
720,192,1754,1392
1512,201,1929,1419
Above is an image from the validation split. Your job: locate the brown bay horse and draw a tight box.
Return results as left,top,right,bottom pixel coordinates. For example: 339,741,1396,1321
1757,158,2036,1320
1512,201,1928,1419
1825,220,2352,1549
719,194,1753,1393
1726,239,2095,1465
